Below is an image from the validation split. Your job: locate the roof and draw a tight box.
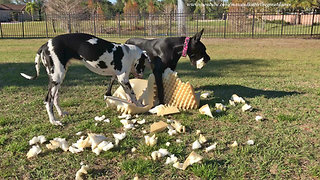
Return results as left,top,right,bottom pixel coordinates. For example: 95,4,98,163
0,4,26,11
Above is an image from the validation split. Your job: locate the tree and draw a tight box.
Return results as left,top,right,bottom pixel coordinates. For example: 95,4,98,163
114,0,125,13
25,2,38,21
45,0,86,15
124,0,139,29
162,0,176,14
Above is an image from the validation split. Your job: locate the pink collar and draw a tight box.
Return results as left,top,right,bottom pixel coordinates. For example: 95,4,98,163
182,37,190,57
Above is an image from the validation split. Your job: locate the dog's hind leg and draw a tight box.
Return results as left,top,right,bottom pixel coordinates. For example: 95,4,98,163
45,81,63,126
104,76,116,99
53,84,68,117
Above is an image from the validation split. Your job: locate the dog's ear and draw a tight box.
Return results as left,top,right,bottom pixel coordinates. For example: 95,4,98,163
192,28,204,42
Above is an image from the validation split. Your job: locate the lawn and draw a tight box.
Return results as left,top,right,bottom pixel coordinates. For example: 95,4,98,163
0,37,320,179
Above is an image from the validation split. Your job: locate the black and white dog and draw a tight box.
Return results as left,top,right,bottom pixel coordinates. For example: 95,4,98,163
124,29,211,104
20,33,149,125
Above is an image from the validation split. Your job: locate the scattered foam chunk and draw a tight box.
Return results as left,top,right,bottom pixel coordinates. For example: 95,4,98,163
182,151,203,170
247,140,254,145
171,121,186,133
242,104,253,112
150,121,168,133
231,94,246,104
255,115,263,121
165,154,178,164
113,132,126,146
199,104,213,118
93,141,114,155
118,114,132,120
196,130,201,135
137,119,146,125
29,135,46,145
27,145,41,159
230,141,238,148
69,146,83,154
94,115,106,121
76,132,83,136
151,149,170,161
156,105,180,116
192,140,202,150
75,165,89,180
131,147,137,153
88,133,107,150
229,100,236,106
145,134,157,147
173,162,184,170
215,103,226,111
200,92,212,99
46,138,69,152
198,134,207,144
205,142,218,153
166,142,171,147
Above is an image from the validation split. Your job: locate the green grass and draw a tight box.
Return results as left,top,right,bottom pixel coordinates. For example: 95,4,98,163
1,38,320,179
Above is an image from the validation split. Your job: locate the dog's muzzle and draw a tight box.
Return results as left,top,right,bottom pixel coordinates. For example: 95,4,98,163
135,73,143,79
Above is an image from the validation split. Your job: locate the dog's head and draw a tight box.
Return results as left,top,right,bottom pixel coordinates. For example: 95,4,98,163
132,51,150,79
187,29,211,69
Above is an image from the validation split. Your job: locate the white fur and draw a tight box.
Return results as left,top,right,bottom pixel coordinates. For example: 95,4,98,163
87,38,98,45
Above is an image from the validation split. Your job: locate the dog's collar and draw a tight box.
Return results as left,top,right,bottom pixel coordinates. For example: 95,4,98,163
182,37,190,57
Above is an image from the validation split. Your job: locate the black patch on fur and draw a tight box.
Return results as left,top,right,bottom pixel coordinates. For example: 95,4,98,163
97,61,108,69
42,45,55,74
111,46,124,71
135,54,146,74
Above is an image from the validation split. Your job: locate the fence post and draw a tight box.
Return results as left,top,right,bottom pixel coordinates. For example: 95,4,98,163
311,9,315,37
0,21,3,38
196,14,199,33
252,11,255,38
93,12,96,36
224,12,227,38
281,10,284,37
169,13,172,36
45,13,48,38
68,13,71,33
21,13,25,38
144,13,146,37
118,14,121,37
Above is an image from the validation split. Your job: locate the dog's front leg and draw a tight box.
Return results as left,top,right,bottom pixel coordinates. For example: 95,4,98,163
117,74,143,107
153,58,165,105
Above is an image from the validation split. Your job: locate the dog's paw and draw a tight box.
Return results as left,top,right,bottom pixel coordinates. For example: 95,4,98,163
50,119,63,126
60,111,69,117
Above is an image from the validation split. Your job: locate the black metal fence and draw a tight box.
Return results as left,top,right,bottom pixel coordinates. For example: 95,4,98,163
0,10,319,39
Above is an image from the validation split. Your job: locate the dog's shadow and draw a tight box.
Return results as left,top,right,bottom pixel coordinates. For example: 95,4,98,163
0,62,111,89
197,84,300,101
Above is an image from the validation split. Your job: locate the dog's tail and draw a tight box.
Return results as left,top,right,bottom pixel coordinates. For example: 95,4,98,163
20,52,41,80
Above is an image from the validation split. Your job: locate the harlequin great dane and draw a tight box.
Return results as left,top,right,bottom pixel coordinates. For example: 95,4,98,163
125,29,211,105
20,33,149,126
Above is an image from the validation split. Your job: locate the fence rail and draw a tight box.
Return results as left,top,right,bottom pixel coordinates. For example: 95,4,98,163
0,10,319,39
